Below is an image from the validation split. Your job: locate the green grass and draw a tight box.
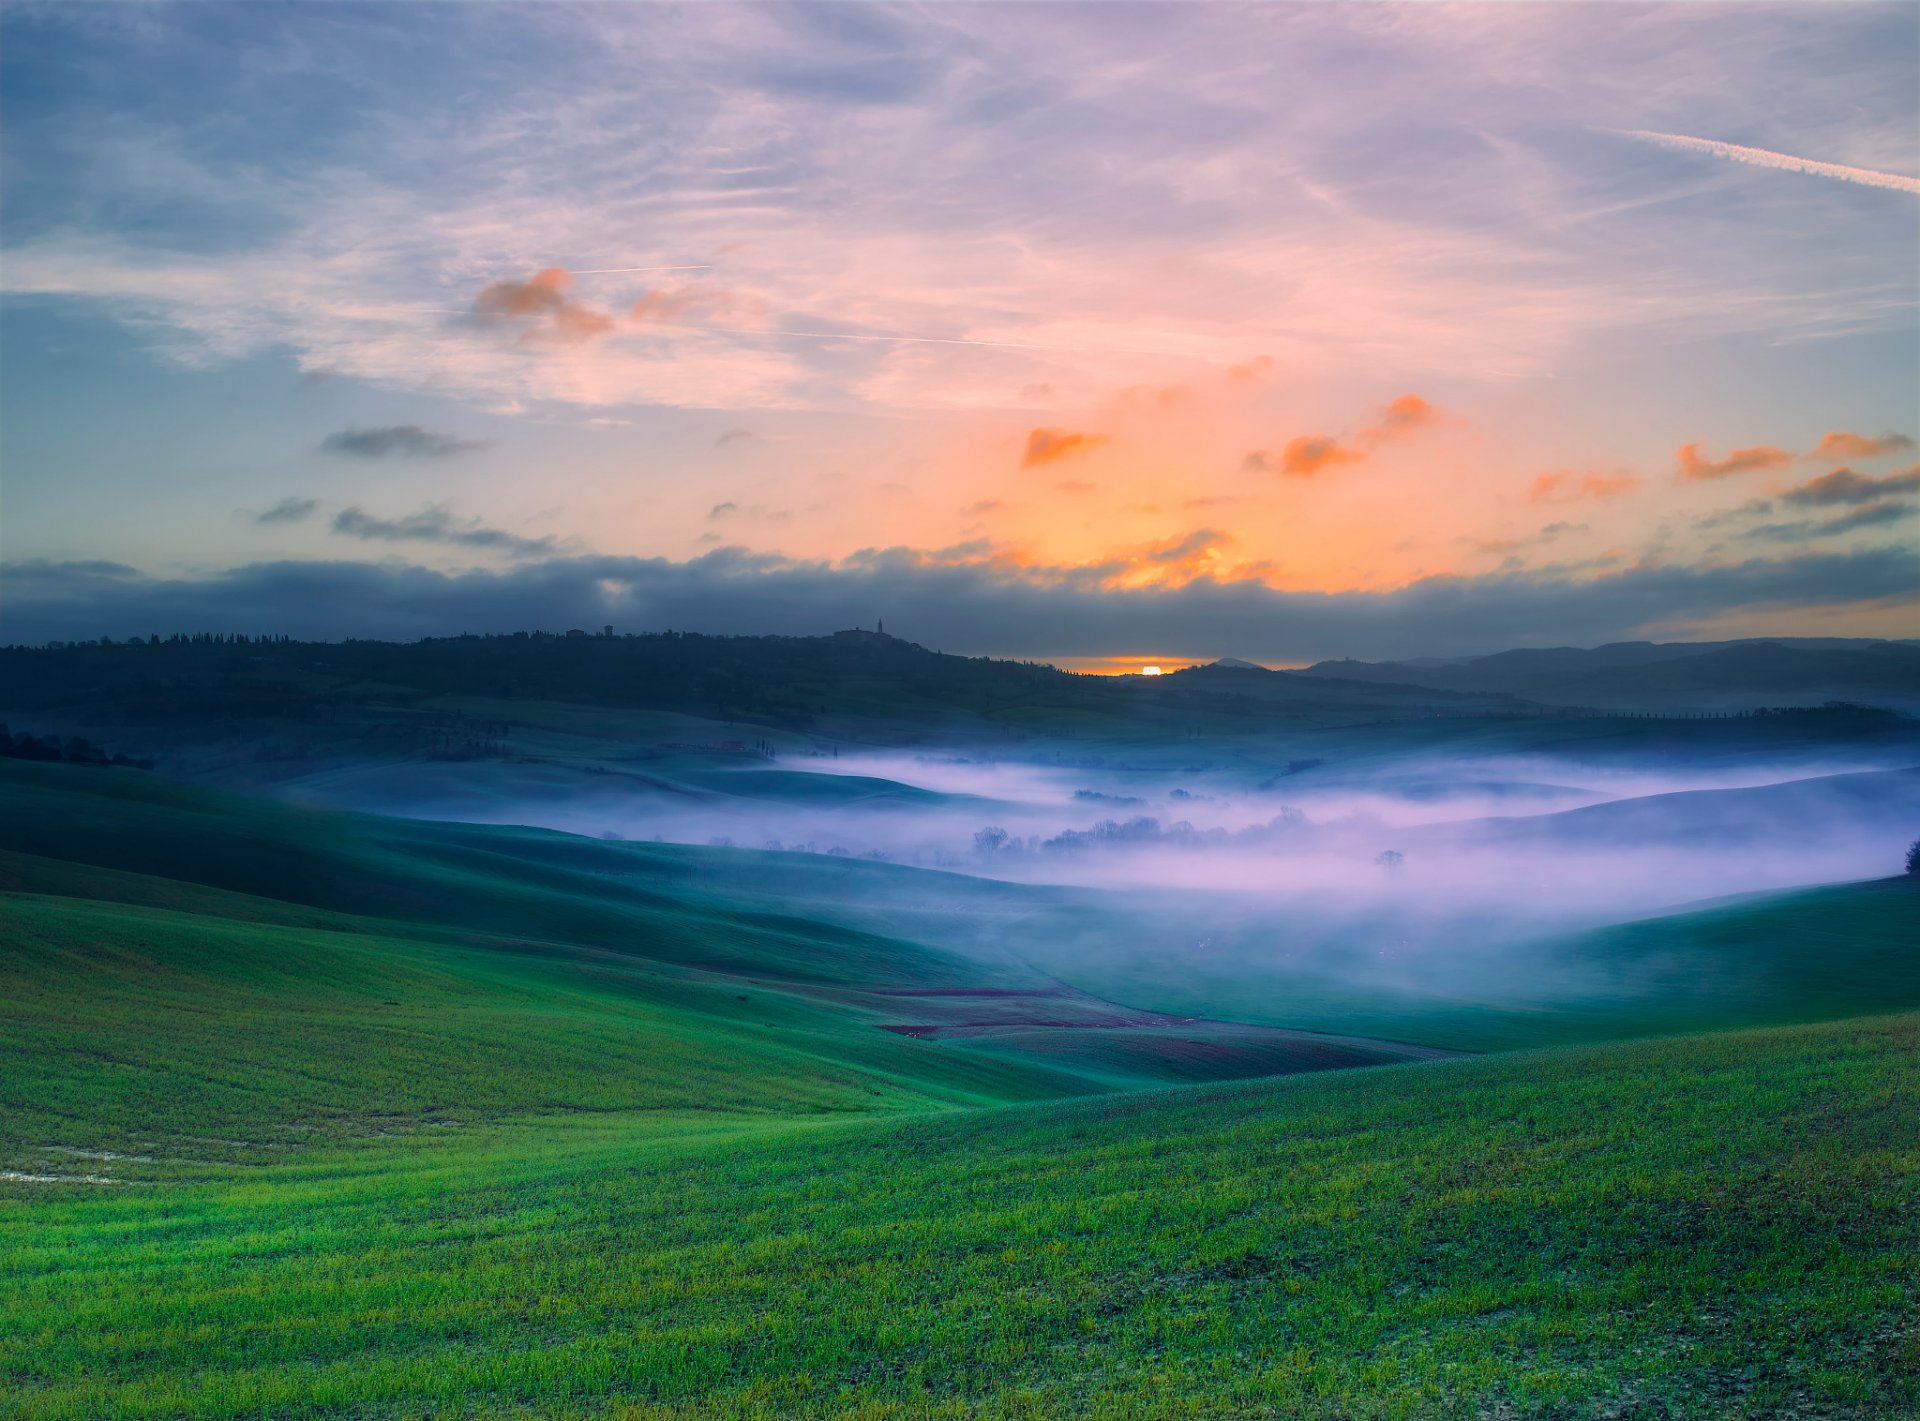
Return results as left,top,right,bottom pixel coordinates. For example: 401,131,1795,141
1029,871,1920,1052
5,758,1918,1416
0,761,1443,1159
3,1014,1914,1419
0,890,1106,1161
7,756,1917,1063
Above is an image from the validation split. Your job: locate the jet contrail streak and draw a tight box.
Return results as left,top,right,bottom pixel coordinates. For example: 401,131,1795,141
1617,129,1920,196
568,264,715,274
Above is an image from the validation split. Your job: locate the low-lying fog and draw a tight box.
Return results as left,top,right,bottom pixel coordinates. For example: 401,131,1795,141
289,740,1920,945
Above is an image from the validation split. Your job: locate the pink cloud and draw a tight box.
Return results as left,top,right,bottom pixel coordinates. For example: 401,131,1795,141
1676,442,1792,481
473,268,614,343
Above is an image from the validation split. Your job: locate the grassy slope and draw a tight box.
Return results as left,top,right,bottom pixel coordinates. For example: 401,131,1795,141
2,1013,1913,1419
7,758,1917,1061
4,761,1918,1416
1017,875,1920,1053
0,762,1442,1157
0,889,1103,1160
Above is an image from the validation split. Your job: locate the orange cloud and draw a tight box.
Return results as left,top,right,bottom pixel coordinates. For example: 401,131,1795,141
1676,442,1792,481
1247,392,1443,479
1813,431,1915,462
1022,428,1107,468
1226,355,1275,381
1528,471,1642,503
1374,393,1438,436
1054,478,1095,494
473,268,614,343
1277,435,1365,477
1098,529,1237,589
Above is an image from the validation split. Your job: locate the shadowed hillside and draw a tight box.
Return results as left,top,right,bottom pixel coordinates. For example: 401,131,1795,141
1299,636,1920,710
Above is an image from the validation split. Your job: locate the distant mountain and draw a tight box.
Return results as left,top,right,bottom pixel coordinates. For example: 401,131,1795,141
1298,638,1920,710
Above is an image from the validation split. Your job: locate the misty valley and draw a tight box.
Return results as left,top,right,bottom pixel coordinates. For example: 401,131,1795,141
3,629,1918,1418
6,3,1918,1414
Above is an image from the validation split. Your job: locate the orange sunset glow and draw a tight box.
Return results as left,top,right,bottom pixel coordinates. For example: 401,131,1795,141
0,2,1912,662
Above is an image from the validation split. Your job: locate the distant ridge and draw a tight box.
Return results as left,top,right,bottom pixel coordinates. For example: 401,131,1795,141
1297,637,1920,711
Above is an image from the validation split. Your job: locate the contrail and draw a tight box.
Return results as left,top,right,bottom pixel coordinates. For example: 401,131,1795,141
1616,129,1920,196
568,264,715,275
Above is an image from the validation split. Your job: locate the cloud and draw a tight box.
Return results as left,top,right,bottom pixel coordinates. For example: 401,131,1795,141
8,6,1914,422
1676,442,1793,481
629,283,742,325
1373,394,1438,436
7,546,1914,663
320,425,487,459
1528,471,1642,503
1813,431,1914,462
1614,129,1920,197
472,268,615,343
963,500,1005,515
1781,464,1920,508
1474,519,1588,557
1021,428,1107,468
1273,435,1365,478
253,497,320,526
1137,528,1231,567
1745,500,1914,543
1053,479,1095,494
1249,394,1442,478
1225,356,1275,381
704,501,802,524
330,505,561,558
1114,383,1191,410
715,426,759,447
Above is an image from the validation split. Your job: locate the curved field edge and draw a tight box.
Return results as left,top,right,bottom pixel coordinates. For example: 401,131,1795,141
3,1012,1916,1420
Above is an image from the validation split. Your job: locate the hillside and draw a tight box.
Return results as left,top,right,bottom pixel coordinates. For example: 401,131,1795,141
0,760,1448,1157
4,1013,1913,1418
0,629,1510,753
1298,637,1920,710
6,757,1917,1088
4,761,1918,1417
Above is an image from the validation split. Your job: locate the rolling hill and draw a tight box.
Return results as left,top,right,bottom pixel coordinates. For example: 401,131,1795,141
1298,637,1920,710
4,757,1918,1416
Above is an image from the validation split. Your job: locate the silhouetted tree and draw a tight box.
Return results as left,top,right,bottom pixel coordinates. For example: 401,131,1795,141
1907,837,1920,876
1375,849,1405,871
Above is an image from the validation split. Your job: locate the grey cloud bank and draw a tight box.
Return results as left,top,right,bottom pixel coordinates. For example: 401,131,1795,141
4,547,1915,662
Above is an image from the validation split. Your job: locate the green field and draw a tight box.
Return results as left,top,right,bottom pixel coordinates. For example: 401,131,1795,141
5,1015,1916,1419
4,757,1918,1417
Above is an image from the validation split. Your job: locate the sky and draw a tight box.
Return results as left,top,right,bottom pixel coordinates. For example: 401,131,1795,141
1,1,1915,665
